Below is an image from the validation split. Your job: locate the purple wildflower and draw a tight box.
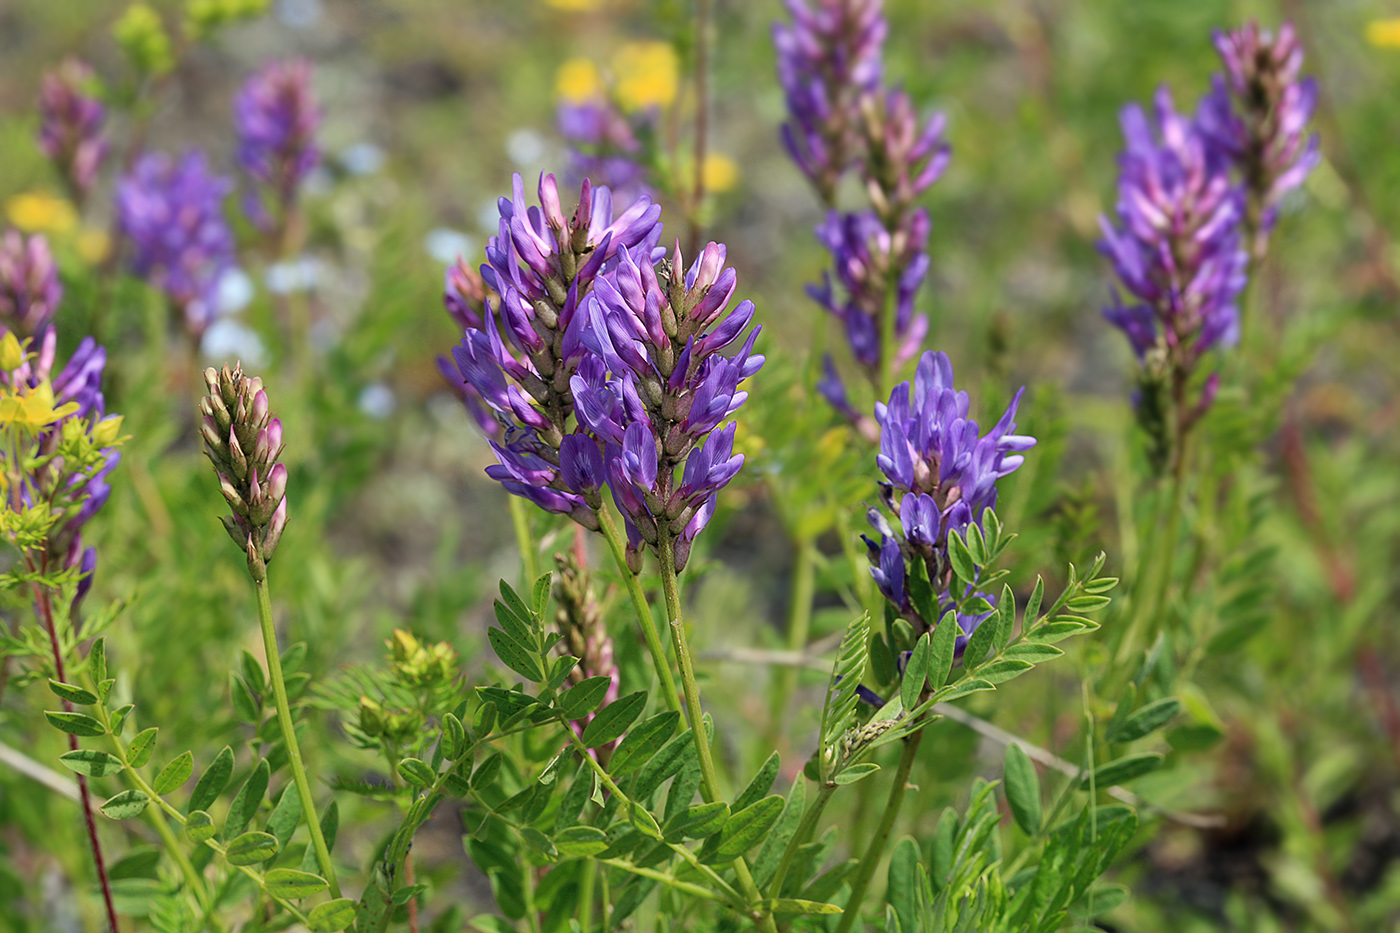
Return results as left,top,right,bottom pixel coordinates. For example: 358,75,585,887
117,150,235,336
573,239,763,571
234,60,321,230
777,0,950,400
558,99,653,205
37,59,107,206
774,0,886,203
438,257,503,438
451,174,664,529
863,350,1033,634
1098,88,1247,463
0,231,63,339
1197,22,1319,259
807,209,929,375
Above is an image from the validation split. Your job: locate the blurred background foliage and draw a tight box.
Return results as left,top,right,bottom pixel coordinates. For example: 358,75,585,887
1,0,1399,930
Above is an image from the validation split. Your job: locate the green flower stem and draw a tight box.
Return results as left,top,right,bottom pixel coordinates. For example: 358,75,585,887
655,536,778,933
254,575,342,900
767,536,817,742
832,730,925,933
597,506,683,717
508,496,540,585
877,270,898,401
767,783,837,899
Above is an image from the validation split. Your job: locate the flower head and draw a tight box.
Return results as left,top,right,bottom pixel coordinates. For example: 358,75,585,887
37,59,107,205
1099,89,1247,366
1197,22,1319,252
860,351,1030,667
0,331,120,608
235,59,320,225
774,0,886,202
117,150,235,335
200,363,288,582
0,231,62,339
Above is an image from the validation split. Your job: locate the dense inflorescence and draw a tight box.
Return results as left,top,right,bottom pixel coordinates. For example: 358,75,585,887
445,174,761,571
200,363,288,583
1099,88,1247,466
117,150,236,335
863,350,1033,649
37,58,107,206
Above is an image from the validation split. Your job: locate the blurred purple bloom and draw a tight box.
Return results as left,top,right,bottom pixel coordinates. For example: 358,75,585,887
808,209,929,374
0,231,62,338
235,59,320,226
117,150,235,335
861,89,950,220
558,100,653,205
38,59,107,205
774,0,886,202
1197,22,1319,253
1098,88,1247,429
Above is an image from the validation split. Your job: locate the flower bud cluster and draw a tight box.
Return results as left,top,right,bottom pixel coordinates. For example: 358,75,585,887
553,551,620,752
37,59,107,206
200,363,287,582
863,351,1033,650
0,231,63,339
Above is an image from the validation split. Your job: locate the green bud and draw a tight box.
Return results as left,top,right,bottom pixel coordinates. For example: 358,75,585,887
114,4,175,78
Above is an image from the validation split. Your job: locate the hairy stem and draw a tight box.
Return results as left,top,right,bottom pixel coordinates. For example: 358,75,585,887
254,576,341,898
508,496,540,586
767,536,817,745
656,536,778,933
597,507,682,716
832,730,924,933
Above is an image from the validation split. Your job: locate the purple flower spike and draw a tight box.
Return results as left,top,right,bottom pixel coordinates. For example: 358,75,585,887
235,59,320,228
774,0,886,202
1198,22,1319,258
0,231,63,339
808,209,929,375
1098,87,1248,458
117,150,235,336
862,350,1032,643
38,59,107,206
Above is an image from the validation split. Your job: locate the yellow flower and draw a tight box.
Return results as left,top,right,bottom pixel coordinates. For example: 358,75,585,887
614,41,678,111
702,153,739,193
544,0,604,9
556,58,604,104
0,333,25,373
1367,18,1400,48
0,381,79,430
6,192,78,234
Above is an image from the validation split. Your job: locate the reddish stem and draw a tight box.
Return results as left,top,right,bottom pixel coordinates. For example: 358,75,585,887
33,581,120,933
